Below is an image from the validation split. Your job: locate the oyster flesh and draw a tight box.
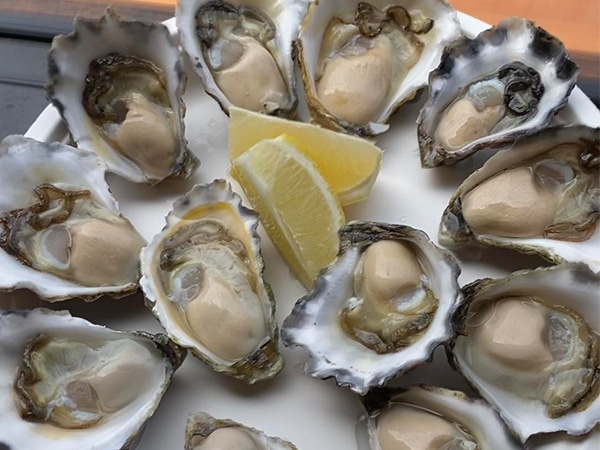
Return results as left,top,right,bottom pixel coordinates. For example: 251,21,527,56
449,264,600,441
418,17,579,167
0,309,186,450
357,386,523,449
298,0,461,136
141,179,283,383
281,221,463,394
0,135,146,301
48,7,199,183
185,412,298,449
439,125,600,273
176,0,309,117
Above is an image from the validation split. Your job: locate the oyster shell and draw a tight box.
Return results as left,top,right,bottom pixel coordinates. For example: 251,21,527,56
298,0,461,136
448,264,600,441
357,386,524,449
281,221,463,394
176,0,309,117
140,179,283,383
185,412,298,449
439,125,600,273
418,17,579,167
0,135,146,301
0,309,186,450
47,7,199,183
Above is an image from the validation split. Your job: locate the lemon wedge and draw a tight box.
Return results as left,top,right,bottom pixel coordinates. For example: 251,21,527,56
231,135,345,288
229,106,382,206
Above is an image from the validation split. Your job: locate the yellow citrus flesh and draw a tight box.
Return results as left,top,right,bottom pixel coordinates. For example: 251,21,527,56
231,136,346,288
229,106,382,205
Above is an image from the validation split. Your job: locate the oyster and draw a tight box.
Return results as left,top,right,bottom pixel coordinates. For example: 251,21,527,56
281,221,463,394
176,0,309,117
448,264,600,441
47,7,199,183
0,135,145,301
439,125,600,273
141,179,283,383
418,17,579,167
298,0,461,136
0,309,186,450
185,412,298,449
357,386,524,449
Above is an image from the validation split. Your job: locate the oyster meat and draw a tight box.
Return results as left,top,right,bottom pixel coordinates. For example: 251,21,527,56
449,264,600,441
185,412,297,449
439,125,600,273
357,386,523,449
141,179,283,383
281,221,462,394
177,0,309,117
418,17,579,167
48,7,199,183
0,135,145,301
0,309,186,450
298,0,461,136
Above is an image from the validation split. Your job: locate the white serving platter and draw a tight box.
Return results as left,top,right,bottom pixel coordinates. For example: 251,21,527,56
1,11,598,450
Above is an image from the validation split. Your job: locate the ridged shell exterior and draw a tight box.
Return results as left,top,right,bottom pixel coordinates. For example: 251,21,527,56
0,309,186,450
281,221,463,394
438,125,600,273
298,0,461,136
140,179,283,383
47,7,199,183
176,0,310,117
0,135,142,301
448,264,600,441
185,412,298,449
418,17,579,167
357,386,524,449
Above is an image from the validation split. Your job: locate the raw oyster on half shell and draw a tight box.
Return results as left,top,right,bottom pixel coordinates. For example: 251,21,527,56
357,386,524,449
48,7,199,183
418,17,579,167
141,179,283,383
448,264,600,441
0,309,186,450
439,125,600,273
0,136,145,301
298,0,461,136
281,221,462,394
177,0,309,117
185,412,298,449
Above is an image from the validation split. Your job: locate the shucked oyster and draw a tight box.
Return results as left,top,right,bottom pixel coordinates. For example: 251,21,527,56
0,309,186,450
0,136,145,301
357,386,523,449
418,17,579,167
48,7,199,183
439,125,600,273
281,221,462,394
177,0,309,117
185,412,298,449
448,264,600,441
141,180,283,383
298,0,461,136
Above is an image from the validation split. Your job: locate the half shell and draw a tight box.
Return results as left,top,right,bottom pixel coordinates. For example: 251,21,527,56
0,135,145,301
0,309,186,450
281,221,463,394
418,17,579,167
298,0,461,136
448,264,600,441
48,7,199,183
140,179,283,383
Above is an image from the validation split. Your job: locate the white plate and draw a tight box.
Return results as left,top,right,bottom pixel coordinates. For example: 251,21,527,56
6,12,600,450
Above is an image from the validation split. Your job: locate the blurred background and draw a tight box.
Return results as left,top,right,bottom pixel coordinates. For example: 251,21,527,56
0,0,598,137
